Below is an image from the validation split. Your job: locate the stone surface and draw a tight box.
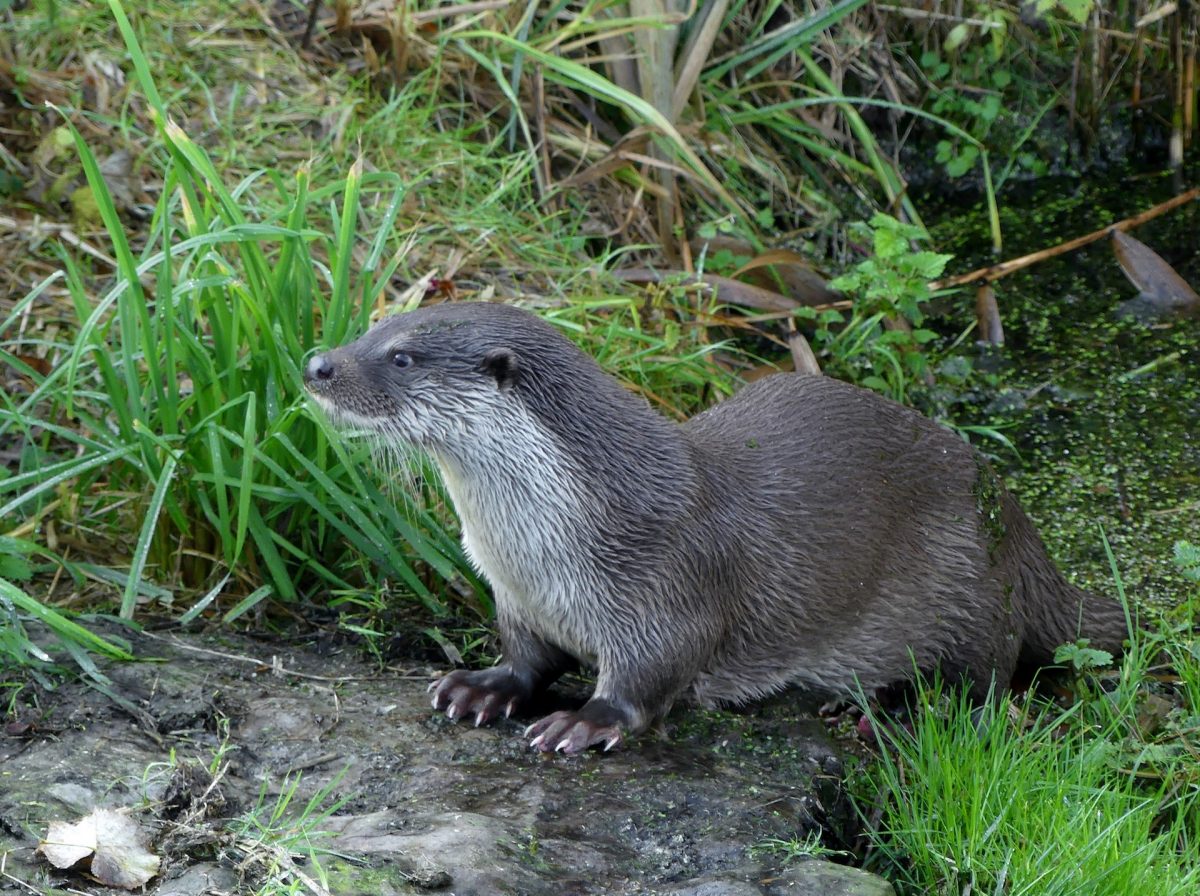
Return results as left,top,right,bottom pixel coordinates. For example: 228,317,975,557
0,626,889,895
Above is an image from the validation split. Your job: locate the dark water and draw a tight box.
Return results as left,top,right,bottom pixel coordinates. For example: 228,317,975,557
926,168,1199,608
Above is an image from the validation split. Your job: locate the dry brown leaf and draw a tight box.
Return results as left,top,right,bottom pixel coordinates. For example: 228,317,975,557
787,327,822,375
729,247,815,278
1111,229,1200,316
975,283,1005,346
38,808,160,890
613,267,799,312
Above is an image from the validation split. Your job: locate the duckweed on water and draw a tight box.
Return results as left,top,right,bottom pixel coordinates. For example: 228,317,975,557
926,171,1200,608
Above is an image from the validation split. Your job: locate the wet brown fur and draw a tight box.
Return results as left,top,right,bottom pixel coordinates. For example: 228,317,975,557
305,302,1129,749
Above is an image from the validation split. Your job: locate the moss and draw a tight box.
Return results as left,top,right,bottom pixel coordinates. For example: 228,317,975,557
972,457,1008,562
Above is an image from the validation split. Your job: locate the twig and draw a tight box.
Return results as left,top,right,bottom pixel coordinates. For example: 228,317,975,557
284,752,343,776
411,1,512,24
930,187,1200,291
1148,500,1200,517
301,0,321,50
1,851,45,896
139,631,421,684
0,214,118,270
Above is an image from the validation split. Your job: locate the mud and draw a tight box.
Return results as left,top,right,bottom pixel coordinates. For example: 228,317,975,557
0,624,892,895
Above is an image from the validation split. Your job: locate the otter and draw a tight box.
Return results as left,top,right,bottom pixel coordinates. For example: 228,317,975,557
304,301,1129,754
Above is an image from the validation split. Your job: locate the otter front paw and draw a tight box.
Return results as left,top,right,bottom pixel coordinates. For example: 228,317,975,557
429,668,531,727
524,699,631,754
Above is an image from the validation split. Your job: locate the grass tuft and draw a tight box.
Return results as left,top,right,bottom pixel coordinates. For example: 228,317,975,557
858,545,1200,896
859,679,1200,894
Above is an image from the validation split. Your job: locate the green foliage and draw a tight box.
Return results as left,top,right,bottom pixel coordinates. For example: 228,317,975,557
0,535,35,584
453,0,936,248
1054,637,1116,701
859,682,1200,895
549,296,736,418
924,53,1014,178
812,214,951,401
830,215,951,323
230,767,350,895
1053,638,1115,673
0,538,134,686
918,6,1066,187
750,831,849,862
1034,0,1097,25
1173,540,1200,584
0,577,134,687
942,4,1014,59
859,543,1200,895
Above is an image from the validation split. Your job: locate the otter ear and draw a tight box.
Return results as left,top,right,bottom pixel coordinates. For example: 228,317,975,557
480,348,519,391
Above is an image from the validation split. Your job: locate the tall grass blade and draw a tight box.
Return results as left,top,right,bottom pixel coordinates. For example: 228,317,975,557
456,29,745,219
1,578,134,661
121,450,179,619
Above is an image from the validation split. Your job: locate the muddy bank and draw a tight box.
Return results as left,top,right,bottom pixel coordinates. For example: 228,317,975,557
0,626,892,895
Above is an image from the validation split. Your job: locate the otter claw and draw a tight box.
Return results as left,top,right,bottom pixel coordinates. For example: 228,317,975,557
525,711,625,754
429,667,533,731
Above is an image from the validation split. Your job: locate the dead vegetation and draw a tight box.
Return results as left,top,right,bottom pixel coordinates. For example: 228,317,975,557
2,1,1197,320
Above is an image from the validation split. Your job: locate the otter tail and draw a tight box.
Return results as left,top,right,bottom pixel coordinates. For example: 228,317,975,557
1020,581,1131,666
998,494,1131,666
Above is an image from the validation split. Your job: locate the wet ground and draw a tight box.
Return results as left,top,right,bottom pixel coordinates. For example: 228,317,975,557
0,624,893,896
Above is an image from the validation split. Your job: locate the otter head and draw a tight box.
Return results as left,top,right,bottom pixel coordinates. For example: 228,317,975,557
303,304,530,450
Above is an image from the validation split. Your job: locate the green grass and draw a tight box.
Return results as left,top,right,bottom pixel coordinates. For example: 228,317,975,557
857,564,1200,896
228,766,351,895
0,0,752,634
862,693,1199,895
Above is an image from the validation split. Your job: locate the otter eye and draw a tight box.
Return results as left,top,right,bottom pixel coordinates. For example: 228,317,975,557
393,352,413,369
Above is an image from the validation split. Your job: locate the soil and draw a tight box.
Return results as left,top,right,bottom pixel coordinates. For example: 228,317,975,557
0,624,894,896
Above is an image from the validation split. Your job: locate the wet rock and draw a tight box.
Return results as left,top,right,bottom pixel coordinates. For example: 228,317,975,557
656,876,764,895
0,627,889,895
155,862,239,896
772,860,897,894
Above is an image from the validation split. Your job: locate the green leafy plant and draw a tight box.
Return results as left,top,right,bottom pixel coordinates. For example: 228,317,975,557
1053,638,1115,673
1174,540,1200,584
811,213,952,402
1054,637,1116,701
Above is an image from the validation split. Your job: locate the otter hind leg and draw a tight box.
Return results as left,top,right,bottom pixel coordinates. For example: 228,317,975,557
938,624,1021,705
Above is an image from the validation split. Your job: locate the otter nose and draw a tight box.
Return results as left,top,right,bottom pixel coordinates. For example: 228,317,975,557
305,353,335,384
